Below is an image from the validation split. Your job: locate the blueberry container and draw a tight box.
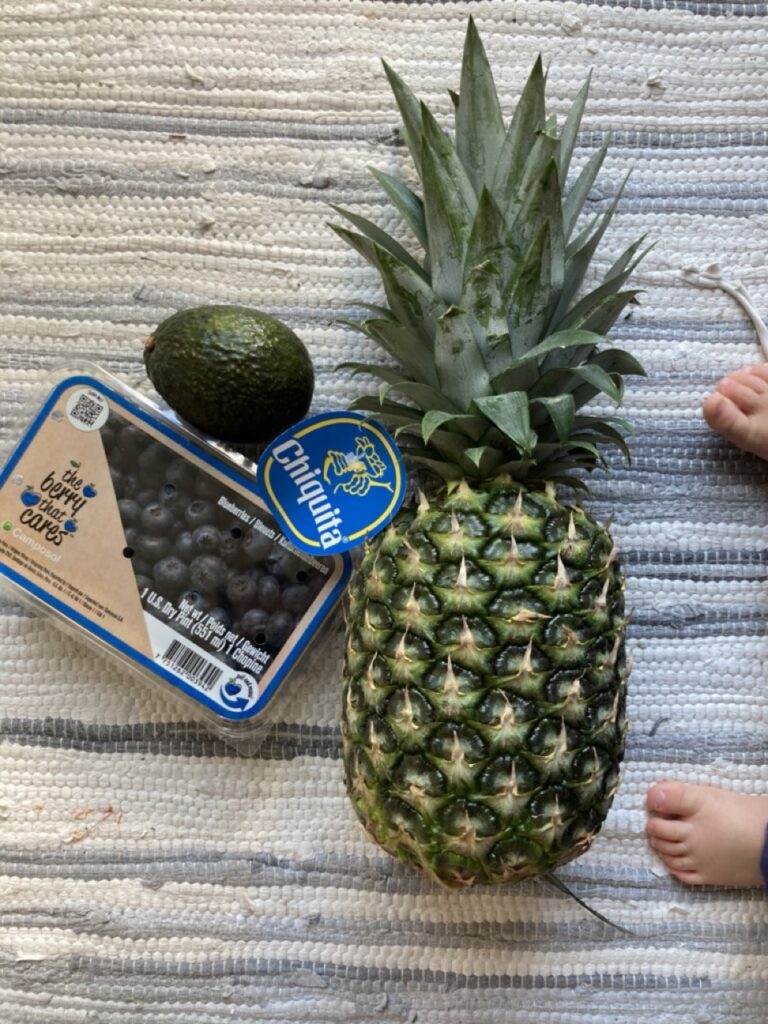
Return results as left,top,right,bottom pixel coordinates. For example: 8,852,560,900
0,364,352,753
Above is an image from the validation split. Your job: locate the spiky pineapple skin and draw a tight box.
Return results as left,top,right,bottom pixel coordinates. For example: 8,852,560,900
341,478,627,888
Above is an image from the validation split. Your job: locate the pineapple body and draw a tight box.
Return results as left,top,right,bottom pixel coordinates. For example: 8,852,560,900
342,477,627,887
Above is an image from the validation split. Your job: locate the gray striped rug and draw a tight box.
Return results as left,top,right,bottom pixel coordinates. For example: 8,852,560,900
1,1,767,1021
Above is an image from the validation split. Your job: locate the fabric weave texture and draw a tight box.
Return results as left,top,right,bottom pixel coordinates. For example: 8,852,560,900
1,1,767,1022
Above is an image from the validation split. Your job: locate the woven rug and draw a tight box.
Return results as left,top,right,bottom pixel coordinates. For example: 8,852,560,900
1,1,767,1022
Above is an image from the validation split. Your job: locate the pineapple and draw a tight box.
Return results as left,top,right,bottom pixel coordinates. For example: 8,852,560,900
335,19,649,888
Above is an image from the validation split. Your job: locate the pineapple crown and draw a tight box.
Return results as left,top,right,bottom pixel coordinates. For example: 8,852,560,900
332,18,651,491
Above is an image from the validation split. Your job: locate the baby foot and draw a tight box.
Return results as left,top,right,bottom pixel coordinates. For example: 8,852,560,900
646,781,768,887
702,364,768,461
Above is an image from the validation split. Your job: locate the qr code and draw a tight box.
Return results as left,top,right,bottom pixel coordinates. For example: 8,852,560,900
69,392,105,428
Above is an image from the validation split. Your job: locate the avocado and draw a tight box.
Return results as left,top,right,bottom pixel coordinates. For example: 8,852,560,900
143,305,314,443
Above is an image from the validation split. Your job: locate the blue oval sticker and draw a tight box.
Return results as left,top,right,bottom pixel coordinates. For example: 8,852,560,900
254,412,406,555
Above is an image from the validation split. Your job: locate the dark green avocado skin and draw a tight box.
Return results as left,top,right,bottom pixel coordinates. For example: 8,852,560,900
143,305,315,443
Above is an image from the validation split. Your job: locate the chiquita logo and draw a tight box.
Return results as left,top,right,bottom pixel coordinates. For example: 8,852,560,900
255,412,406,555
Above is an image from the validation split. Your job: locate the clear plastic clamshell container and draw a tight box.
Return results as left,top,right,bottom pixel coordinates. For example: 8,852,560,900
0,363,352,753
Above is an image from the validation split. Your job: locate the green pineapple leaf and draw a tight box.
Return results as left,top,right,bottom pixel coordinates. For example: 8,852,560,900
343,317,439,388
573,422,633,462
386,379,462,413
462,445,505,474
464,187,511,283
558,289,641,336
553,172,631,325
370,167,428,250
456,16,505,194
491,55,546,211
543,874,634,934
558,71,591,184
591,346,646,378
340,360,417,393
571,363,623,405
490,328,608,393
409,455,465,482
329,204,426,278
531,393,576,442
381,60,425,176
562,135,609,241
434,304,491,409
348,394,423,429
472,391,538,456
420,103,477,302
421,408,487,444
509,139,562,261
376,244,446,345
506,211,563,356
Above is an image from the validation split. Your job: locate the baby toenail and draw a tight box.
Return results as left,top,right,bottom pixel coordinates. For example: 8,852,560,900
650,788,667,811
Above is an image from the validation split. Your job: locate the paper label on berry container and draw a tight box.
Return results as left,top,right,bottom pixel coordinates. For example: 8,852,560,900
0,374,351,723
254,411,407,555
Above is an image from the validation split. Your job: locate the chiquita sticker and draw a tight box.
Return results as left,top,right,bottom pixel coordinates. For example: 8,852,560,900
255,412,406,555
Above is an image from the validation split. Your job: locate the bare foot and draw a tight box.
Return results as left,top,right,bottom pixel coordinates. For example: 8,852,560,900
702,364,768,460
646,781,768,886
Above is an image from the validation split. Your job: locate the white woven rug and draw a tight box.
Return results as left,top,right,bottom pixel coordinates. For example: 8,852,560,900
1,1,768,1022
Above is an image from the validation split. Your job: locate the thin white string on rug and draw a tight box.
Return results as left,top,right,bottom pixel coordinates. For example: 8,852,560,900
681,263,768,359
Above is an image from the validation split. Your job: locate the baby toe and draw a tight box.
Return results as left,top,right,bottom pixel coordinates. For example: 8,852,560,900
648,835,688,858
725,370,767,393
646,815,689,843
646,781,705,820
716,376,763,411
669,868,705,885
745,364,768,384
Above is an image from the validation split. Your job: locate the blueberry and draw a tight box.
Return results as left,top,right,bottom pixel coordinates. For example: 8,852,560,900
112,470,141,500
109,466,124,494
136,488,159,507
242,527,274,563
238,607,270,643
177,589,212,614
125,473,145,499
219,531,244,566
257,574,281,612
188,554,228,593
216,506,240,530
131,556,154,577
153,556,189,594
192,523,223,554
265,610,295,647
134,533,172,562
107,447,132,474
133,573,153,593
193,474,220,500
117,499,142,528
123,526,140,550
164,458,197,490
117,423,150,457
138,442,170,474
140,503,176,536
281,583,313,615
174,531,196,560
158,483,191,516
184,499,217,529
207,606,233,630
100,422,116,453
225,572,259,612
265,548,304,582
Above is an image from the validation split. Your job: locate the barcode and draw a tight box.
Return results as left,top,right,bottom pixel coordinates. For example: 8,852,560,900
160,638,223,691
70,392,105,427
